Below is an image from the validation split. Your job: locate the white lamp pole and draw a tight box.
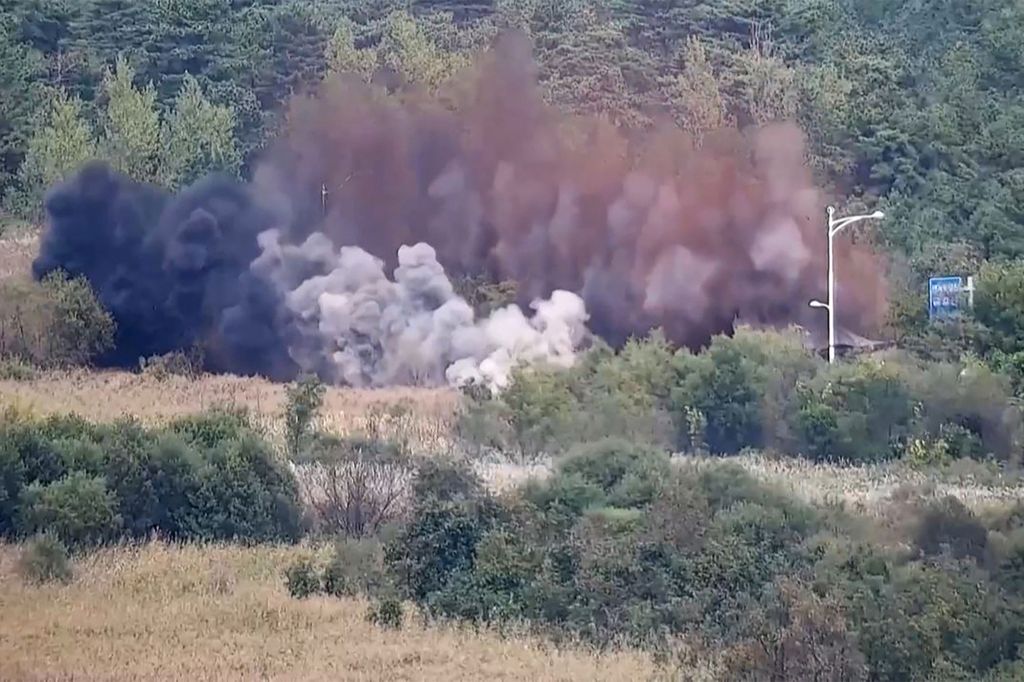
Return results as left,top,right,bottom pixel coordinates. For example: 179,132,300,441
809,206,885,364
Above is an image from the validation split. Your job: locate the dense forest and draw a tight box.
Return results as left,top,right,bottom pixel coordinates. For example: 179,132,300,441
1,0,1024,372
3,0,1022,256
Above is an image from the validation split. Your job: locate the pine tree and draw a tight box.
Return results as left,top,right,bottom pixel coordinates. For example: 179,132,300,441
160,75,240,188
6,90,96,220
326,18,377,81
663,36,731,142
100,56,161,182
0,16,47,197
378,10,470,89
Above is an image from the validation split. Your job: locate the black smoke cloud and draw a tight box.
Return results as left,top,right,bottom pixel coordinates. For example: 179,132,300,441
34,162,299,378
33,32,886,386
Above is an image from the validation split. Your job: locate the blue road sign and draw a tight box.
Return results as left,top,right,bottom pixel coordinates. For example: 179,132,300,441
929,276,963,321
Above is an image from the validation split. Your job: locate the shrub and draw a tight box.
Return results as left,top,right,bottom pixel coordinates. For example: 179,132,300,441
366,596,403,629
168,408,252,449
0,273,114,368
796,359,915,463
672,339,763,454
386,463,500,602
103,433,202,539
0,357,36,380
189,433,304,542
324,538,387,597
16,472,122,548
914,496,990,561
411,457,485,505
18,533,73,584
284,556,321,598
556,438,671,508
138,346,205,380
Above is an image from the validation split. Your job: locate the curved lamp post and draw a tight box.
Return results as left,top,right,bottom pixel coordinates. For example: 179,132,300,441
809,206,885,364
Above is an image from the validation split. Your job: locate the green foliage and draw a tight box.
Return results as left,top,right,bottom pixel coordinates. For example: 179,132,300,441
0,357,37,381
5,90,94,218
284,375,326,459
188,433,304,542
796,359,915,463
913,495,990,561
160,75,240,188
366,595,403,629
555,438,670,509
17,532,73,584
100,57,161,182
284,556,321,599
0,16,46,197
16,471,122,548
0,272,114,368
0,409,302,545
324,538,386,597
673,338,763,454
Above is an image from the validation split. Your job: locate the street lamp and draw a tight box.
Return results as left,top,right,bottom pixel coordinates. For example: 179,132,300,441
808,206,885,364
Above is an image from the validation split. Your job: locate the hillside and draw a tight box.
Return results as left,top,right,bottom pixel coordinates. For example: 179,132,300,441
2,2,1024,680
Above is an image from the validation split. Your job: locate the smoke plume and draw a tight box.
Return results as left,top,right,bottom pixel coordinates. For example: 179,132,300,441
33,31,886,390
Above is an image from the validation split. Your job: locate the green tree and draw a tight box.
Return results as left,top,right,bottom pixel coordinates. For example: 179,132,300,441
99,56,161,182
6,89,95,219
160,74,240,188
326,18,377,80
0,16,46,198
663,36,731,143
377,10,470,89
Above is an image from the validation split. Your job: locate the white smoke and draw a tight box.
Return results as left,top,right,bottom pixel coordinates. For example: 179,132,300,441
251,229,589,393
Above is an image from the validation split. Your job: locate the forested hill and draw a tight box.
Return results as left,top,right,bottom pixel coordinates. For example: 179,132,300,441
1,0,1022,285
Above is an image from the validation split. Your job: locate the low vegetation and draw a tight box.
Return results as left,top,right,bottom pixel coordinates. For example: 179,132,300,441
460,327,1023,468
0,408,303,547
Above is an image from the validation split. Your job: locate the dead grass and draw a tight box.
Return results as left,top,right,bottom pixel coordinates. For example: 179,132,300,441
0,232,36,281
0,368,459,452
0,542,660,682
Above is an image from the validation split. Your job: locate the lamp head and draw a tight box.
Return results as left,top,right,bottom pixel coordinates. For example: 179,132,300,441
871,210,885,219
809,300,828,310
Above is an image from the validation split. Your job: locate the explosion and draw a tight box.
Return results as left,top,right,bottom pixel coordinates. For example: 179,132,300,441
33,32,886,390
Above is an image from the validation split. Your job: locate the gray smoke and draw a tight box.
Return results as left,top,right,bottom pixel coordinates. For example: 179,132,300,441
251,229,588,392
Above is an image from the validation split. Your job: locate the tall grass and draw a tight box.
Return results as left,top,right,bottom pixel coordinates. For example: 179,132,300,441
0,542,659,681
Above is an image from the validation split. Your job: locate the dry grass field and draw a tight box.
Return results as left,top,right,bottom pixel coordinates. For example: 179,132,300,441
0,542,661,682
0,231,35,281
0,368,459,451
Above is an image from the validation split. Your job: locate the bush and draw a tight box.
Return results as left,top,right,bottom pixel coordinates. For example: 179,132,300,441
0,357,36,380
555,438,670,509
366,596,403,629
284,556,321,598
672,339,763,454
0,272,114,368
914,496,990,561
168,408,252,450
0,410,306,545
796,359,915,463
189,433,304,542
324,538,387,597
18,533,73,584
16,472,122,548
138,346,205,380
